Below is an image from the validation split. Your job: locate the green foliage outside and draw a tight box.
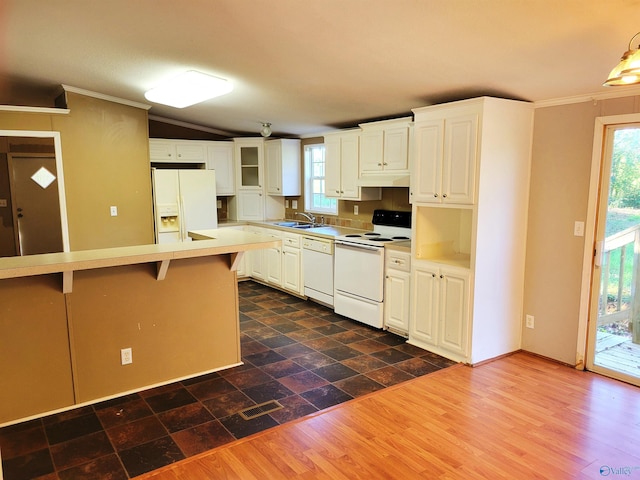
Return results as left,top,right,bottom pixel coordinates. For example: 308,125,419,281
609,128,640,211
600,128,640,336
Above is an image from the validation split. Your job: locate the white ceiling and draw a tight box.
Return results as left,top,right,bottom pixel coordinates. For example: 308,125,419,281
4,0,640,137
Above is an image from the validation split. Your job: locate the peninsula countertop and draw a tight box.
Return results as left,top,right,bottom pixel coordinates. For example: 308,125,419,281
0,228,280,281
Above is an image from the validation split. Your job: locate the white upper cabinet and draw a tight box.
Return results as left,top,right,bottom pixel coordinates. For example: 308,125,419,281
206,142,235,196
359,117,411,175
230,137,285,221
149,139,206,163
265,139,301,196
235,138,264,190
411,110,478,204
324,130,381,201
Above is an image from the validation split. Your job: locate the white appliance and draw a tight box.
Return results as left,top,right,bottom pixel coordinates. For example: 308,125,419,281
334,210,411,328
152,168,218,243
302,236,334,306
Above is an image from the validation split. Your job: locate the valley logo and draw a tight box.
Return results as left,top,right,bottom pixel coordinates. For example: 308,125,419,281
600,465,640,476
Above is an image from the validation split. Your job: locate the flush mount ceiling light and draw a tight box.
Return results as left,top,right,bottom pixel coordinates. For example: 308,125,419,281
604,32,640,86
260,123,272,137
144,70,233,108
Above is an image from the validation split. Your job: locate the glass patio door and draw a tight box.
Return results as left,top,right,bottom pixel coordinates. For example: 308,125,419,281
587,124,640,385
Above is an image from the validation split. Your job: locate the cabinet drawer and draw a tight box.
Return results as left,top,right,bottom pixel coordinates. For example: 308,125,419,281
282,232,301,248
385,250,411,272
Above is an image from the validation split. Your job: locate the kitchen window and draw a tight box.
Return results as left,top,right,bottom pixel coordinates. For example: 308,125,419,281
304,144,337,215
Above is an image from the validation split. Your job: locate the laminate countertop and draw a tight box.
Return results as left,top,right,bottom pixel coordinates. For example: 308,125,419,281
0,228,279,281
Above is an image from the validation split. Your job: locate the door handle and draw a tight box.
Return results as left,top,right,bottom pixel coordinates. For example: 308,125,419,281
594,240,604,267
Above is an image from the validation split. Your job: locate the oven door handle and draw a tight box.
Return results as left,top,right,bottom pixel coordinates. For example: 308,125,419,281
335,240,382,252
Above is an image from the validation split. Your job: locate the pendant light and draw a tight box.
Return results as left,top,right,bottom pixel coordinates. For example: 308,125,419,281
604,32,640,86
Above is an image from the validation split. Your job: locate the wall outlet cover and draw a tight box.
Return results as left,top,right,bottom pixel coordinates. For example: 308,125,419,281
525,315,535,329
121,347,132,365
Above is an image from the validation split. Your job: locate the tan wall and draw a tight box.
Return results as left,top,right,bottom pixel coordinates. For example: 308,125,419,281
523,95,640,364
52,92,154,250
0,275,74,423
0,93,154,253
0,255,240,424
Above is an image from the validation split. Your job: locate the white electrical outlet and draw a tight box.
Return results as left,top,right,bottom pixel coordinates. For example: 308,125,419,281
354,205,359,215
574,221,585,237
121,347,132,365
525,315,535,329
216,199,222,209
0,199,7,207
292,200,298,209
285,199,290,208
110,205,118,217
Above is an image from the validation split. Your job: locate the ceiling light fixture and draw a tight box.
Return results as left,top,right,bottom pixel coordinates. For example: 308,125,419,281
144,70,233,108
604,32,640,86
260,123,272,137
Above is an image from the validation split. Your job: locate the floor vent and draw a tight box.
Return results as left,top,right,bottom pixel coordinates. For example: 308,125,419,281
239,400,283,420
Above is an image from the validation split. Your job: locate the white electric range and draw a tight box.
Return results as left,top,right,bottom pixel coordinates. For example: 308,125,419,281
333,210,411,328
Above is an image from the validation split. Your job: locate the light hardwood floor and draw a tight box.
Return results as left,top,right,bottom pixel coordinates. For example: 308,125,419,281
139,352,640,479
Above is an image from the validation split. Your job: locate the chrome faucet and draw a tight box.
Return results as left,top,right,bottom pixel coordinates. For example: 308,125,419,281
296,212,316,224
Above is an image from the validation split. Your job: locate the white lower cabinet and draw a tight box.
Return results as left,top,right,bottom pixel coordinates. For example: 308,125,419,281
265,230,283,286
409,260,470,361
384,249,411,335
282,233,303,295
244,226,303,296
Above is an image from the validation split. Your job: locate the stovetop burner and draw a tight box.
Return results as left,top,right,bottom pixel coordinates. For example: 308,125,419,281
334,209,412,248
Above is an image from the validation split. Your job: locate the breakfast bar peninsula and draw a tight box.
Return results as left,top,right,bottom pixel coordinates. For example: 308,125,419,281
0,229,279,425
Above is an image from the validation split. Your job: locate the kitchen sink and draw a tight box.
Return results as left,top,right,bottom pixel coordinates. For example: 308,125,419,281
274,221,300,227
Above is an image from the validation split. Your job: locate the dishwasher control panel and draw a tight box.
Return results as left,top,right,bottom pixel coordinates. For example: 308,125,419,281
302,237,334,255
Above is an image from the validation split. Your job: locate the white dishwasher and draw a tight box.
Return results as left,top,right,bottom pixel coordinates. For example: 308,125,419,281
302,236,334,306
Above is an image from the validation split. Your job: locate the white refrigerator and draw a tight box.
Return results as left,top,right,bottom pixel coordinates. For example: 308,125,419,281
152,169,218,243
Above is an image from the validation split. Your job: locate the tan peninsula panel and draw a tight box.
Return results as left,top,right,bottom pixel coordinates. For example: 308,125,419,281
0,275,74,424
67,255,239,403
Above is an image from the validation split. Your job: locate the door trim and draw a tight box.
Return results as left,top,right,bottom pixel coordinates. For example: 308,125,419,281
0,130,70,253
577,113,640,369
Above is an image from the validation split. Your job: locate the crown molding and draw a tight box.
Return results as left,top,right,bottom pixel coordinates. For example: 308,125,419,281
0,105,70,114
533,85,640,109
61,85,151,110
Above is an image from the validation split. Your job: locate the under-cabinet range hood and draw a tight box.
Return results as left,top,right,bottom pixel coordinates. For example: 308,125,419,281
357,175,410,187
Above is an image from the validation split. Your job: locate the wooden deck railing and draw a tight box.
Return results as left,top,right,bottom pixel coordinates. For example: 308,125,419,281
599,224,640,343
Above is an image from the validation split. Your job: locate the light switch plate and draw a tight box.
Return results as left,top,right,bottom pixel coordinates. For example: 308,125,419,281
292,200,298,209
574,221,585,237
110,206,118,217
216,199,222,208
0,199,7,207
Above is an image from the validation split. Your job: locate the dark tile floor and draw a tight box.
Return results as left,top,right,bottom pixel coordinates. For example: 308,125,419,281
0,281,456,479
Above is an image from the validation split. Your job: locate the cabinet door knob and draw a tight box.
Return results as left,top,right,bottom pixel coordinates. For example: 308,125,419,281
336,190,340,194
442,194,447,198
434,193,439,198
383,162,388,166
377,163,382,166
440,274,444,279
432,273,436,277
